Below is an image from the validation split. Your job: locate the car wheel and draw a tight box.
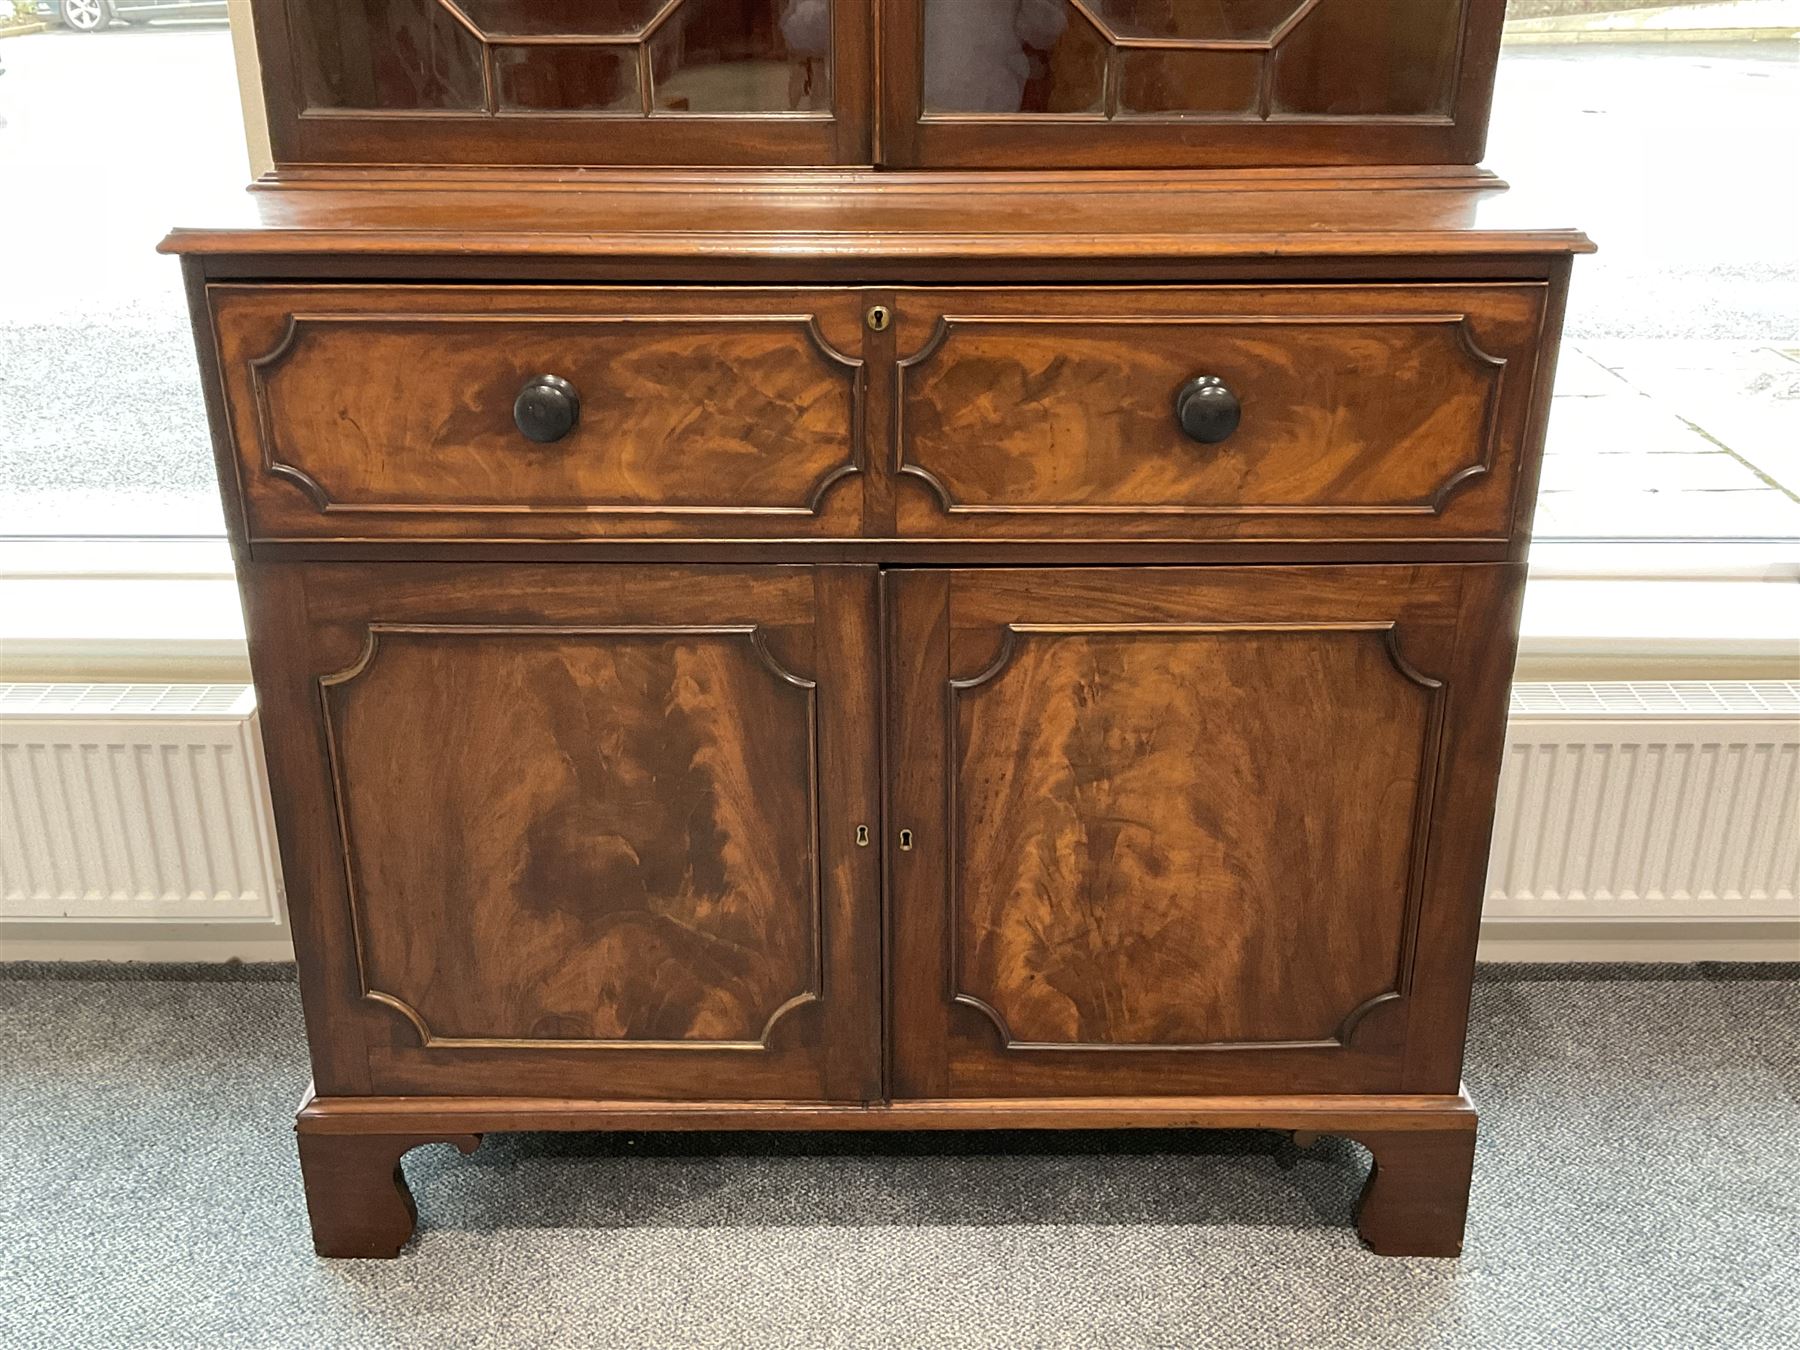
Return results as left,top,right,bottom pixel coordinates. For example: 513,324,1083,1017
60,0,112,31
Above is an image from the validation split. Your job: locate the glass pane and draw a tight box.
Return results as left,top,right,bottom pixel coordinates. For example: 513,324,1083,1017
295,0,486,110
289,0,830,116
921,0,1461,119
494,45,640,112
1118,49,1261,117
922,0,1082,114
651,0,832,112
1088,0,1306,42
457,0,668,38
1269,0,1459,117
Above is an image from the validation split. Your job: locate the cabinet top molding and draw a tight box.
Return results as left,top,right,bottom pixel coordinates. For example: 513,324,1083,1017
160,169,1593,262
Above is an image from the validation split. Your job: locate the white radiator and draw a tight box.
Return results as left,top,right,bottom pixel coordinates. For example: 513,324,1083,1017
0,684,283,923
1,681,1794,960
1486,681,1800,922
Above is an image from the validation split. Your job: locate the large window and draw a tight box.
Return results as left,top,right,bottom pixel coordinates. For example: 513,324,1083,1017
1488,18,1798,552
0,8,245,540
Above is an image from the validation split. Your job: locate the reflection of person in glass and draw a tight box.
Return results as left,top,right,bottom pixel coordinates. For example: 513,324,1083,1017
923,0,1069,113
782,1,1069,115
780,0,830,54
778,0,832,108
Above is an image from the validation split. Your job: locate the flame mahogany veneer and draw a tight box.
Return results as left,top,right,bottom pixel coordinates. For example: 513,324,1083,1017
166,0,1587,1259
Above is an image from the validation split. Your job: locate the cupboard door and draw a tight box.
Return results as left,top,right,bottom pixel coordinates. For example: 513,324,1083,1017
880,0,1504,168
887,565,1519,1099
254,563,881,1101
252,0,871,166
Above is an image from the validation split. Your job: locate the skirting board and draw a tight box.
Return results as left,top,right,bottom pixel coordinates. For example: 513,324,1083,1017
1476,916,1800,962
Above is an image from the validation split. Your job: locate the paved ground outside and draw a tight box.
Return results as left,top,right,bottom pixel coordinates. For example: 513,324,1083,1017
1507,1,1800,43
0,24,1796,542
1488,38,1800,542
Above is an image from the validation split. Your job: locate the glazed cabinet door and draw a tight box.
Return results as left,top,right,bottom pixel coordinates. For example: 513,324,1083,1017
250,0,871,166
880,0,1505,167
887,565,1520,1099
253,563,881,1101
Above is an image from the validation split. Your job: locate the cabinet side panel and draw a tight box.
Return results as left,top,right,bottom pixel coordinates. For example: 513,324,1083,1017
1402,562,1527,1090
238,562,373,1093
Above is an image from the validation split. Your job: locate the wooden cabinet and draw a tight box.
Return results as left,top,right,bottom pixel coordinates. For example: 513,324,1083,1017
170,0,1587,1263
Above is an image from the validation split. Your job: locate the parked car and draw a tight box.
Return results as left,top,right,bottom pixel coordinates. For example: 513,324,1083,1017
34,0,228,32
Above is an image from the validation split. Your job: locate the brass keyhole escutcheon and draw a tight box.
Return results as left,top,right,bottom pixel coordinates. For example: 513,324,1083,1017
855,825,870,848
866,305,891,333
899,829,914,851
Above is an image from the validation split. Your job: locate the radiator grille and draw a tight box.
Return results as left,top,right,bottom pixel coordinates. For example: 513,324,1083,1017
1488,681,1800,916
0,684,281,922
1510,680,1800,718
0,683,255,718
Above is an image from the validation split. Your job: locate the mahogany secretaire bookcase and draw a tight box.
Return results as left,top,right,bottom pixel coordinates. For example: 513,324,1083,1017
163,0,1589,1258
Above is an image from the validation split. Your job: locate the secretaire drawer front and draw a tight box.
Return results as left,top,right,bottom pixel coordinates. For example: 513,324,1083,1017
210,286,867,542
892,285,1548,543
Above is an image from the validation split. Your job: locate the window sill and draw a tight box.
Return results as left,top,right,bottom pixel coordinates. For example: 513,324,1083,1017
0,575,250,683
1515,577,1800,680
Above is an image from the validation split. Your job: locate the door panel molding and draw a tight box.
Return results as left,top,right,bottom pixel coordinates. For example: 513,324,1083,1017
318,621,824,1052
945,620,1444,1053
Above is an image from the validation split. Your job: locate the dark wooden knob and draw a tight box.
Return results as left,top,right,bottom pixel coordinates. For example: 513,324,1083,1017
1175,375,1242,445
513,374,580,444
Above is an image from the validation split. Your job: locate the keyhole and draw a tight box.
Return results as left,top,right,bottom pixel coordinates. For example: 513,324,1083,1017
855,824,870,848
899,829,914,851
866,305,891,333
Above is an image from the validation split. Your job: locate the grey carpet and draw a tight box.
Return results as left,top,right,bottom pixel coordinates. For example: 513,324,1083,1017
1,964,1796,1349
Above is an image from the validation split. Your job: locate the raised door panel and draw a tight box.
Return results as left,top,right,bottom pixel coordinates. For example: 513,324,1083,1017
251,0,871,165
890,285,1548,545
251,563,880,1100
887,565,1521,1099
211,286,868,543
882,0,1505,167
